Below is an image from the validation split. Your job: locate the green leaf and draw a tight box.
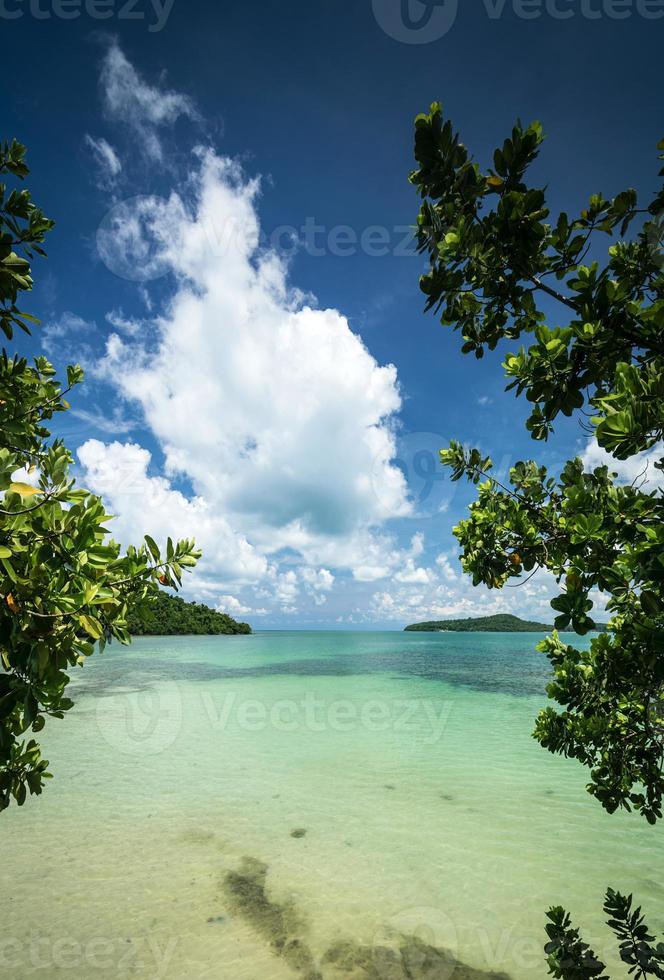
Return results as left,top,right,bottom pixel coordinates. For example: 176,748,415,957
77,615,104,640
144,534,161,563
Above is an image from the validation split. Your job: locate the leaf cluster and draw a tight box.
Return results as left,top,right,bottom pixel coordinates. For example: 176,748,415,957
0,144,201,811
545,891,664,980
411,106,664,976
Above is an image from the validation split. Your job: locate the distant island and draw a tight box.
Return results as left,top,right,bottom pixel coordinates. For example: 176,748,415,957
405,613,608,633
406,613,559,633
128,592,252,636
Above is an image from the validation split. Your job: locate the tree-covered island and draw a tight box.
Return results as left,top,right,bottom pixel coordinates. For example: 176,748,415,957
127,592,252,636
406,613,555,632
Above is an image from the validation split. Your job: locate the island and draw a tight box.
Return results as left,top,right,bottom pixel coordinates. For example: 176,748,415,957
127,592,252,636
405,613,556,633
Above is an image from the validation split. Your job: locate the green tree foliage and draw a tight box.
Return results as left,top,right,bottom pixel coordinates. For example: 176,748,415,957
409,105,664,975
127,591,251,635
0,141,201,812
545,892,664,980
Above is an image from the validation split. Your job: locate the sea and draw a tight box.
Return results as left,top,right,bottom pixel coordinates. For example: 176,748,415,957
2,630,661,979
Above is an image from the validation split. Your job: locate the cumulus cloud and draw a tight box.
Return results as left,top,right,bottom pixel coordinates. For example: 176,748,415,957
77,439,268,587
387,533,431,584
99,41,198,162
70,44,455,620
90,145,411,589
301,567,334,592
217,595,253,617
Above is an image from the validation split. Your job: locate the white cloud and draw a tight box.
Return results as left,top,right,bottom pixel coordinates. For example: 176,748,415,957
217,595,252,617
367,563,568,626
92,145,412,589
394,562,432,585
300,567,334,591
99,41,198,162
105,309,145,337
84,135,121,187
73,405,137,436
435,552,458,581
42,312,93,358
72,45,453,621
581,437,664,491
77,439,268,587
371,582,537,625
268,569,300,613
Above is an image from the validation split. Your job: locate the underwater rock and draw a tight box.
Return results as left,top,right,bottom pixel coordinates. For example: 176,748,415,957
291,828,307,838
322,936,512,979
223,857,321,980
224,859,512,980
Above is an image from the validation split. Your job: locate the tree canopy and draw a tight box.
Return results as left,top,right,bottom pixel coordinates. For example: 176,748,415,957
0,140,201,812
127,591,251,636
410,104,664,976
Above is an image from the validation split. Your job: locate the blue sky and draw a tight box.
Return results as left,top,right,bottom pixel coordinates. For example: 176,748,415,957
3,0,663,627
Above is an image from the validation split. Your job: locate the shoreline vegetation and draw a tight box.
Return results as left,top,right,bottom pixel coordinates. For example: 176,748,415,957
127,592,252,636
404,613,607,633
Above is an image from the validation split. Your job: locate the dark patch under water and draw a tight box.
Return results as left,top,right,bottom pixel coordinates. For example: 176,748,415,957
323,938,512,979
223,857,322,979
223,856,512,980
72,639,553,701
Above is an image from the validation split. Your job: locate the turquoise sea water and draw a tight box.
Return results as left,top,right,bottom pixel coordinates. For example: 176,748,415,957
2,631,662,979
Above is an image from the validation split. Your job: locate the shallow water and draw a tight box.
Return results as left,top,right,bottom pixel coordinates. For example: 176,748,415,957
2,631,662,979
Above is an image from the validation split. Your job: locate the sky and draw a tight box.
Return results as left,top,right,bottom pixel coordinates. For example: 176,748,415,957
3,0,663,628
